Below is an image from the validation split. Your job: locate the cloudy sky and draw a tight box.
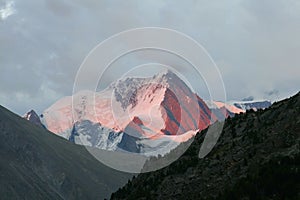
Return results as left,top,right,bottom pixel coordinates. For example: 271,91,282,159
0,0,299,115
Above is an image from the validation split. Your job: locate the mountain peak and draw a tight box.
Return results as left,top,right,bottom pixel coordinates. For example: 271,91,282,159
110,69,183,111
23,109,39,120
153,69,182,83
23,110,44,127
42,69,213,155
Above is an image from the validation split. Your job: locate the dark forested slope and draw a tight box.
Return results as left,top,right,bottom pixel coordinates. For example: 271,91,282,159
111,92,300,200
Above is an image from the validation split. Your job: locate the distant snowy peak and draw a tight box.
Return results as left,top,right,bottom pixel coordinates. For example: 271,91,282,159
41,67,272,156
213,101,245,114
205,101,245,114
23,110,45,128
43,70,211,136
205,99,271,120
42,70,213,155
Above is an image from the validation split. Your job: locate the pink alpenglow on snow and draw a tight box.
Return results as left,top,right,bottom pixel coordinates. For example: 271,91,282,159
43,70,214,149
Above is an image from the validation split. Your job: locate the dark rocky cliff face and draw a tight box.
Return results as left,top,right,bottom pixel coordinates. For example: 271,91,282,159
23,110,45,128
111,92,300,200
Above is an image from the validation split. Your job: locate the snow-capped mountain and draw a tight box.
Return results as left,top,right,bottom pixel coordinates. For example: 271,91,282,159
205,101,245,120
205,99,271,121
42,70,213,155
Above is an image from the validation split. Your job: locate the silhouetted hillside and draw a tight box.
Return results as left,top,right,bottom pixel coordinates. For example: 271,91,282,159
0,105,132,200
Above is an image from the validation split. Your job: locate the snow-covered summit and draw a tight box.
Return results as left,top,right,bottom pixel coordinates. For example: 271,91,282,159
205,99,271,117
42,70,213,155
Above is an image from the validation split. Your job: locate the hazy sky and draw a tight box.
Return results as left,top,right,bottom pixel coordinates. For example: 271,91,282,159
1,0,299,115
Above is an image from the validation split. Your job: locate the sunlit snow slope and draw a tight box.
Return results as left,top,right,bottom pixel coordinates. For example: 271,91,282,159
42,70,214,155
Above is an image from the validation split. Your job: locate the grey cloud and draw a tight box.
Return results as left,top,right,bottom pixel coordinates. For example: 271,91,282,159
0,0,16,20
0,0,299,115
